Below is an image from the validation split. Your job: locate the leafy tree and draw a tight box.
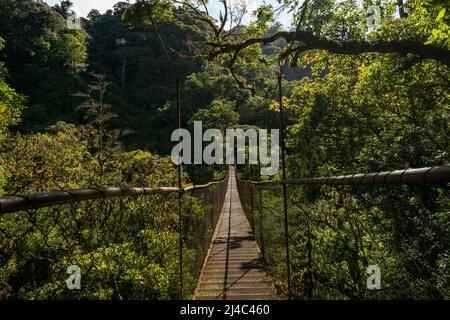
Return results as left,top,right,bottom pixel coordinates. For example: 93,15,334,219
190,98,239,130
76,73,123,182
418,0,450,45
52,0,74,20
0,0,87,131
0,37,25,138
184,62,279,129
87,9,102,21
0,82,26,138
84,4,204,152
0,36,26,194
128,0,450,91
0,122,94,195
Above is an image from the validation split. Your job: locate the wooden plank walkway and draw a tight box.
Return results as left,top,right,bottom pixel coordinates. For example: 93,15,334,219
194,167,277,300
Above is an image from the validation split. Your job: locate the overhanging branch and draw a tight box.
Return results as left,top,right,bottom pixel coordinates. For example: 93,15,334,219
206,30,450,67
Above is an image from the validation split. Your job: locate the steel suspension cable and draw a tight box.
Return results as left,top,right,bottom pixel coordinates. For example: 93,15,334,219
145,6,184,297
278,59,292,299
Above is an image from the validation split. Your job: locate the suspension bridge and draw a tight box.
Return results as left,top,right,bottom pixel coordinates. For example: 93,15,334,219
0,165,449,299
194,167,277,300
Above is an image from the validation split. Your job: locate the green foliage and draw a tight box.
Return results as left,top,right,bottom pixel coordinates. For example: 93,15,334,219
0,122,180,196
258,2,450,298
0,167,212,299
52,0,75,19
56,31,88,73
22,230,181,299
119,150,182,187
0,37,26,194
223,0,450,300
0,0,88,131
184,62,278,128
1,122,94,194
84,6,202,152
0,83,25,138
416,0,450,45
190,98,239,130
0,188,183,299
0,36,25,136
285,54,449,178
253,4,275,33
122,0,174,26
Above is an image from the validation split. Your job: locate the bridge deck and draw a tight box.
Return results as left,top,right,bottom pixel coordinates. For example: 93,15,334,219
194,167,277,300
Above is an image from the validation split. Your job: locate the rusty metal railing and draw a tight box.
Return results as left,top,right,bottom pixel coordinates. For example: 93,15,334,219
238,166,450,186
236,166,450,299
0,173,228,300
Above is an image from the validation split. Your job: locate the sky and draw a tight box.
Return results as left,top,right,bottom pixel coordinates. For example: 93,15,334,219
44,0,293,27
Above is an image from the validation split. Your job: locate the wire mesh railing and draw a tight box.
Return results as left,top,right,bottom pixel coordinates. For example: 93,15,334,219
236,166,450,300
0,174,228,300
180,178,228,297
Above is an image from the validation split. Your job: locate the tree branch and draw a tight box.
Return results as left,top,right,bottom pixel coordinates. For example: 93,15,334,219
206,30,450,67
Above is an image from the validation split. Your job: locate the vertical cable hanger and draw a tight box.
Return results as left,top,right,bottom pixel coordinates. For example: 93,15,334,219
278,57,292,299
145,6,184,298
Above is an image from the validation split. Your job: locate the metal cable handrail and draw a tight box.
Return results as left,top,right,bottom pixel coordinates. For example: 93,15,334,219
236,166,450,186
0,172,229,215
1,166,448,215
235,165,450,299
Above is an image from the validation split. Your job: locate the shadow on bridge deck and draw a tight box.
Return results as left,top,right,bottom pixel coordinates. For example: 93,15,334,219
194,167,278,300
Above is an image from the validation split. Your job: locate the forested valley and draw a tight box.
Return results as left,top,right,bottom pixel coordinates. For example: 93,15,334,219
0,0,449,300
